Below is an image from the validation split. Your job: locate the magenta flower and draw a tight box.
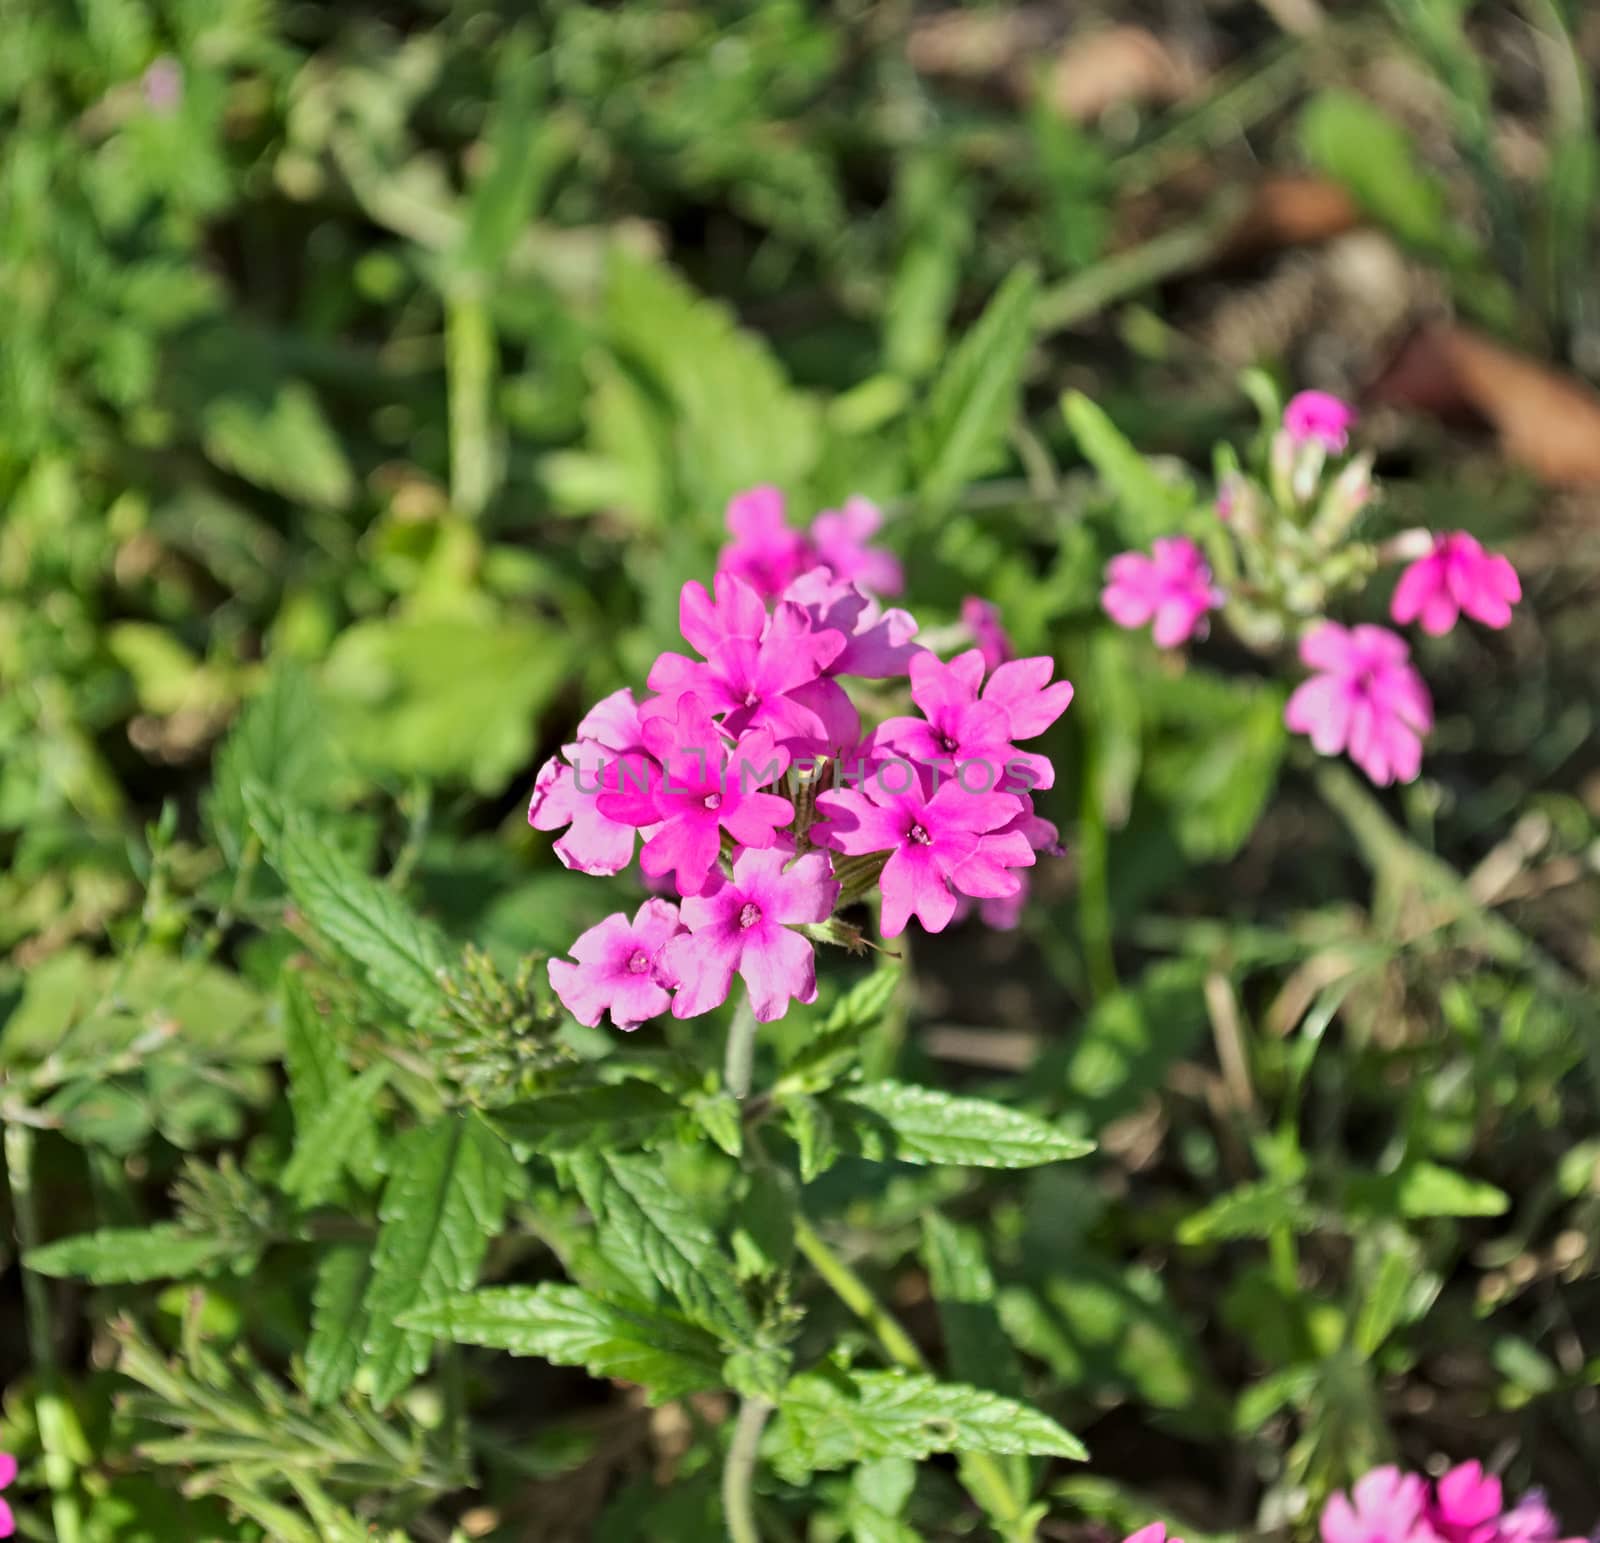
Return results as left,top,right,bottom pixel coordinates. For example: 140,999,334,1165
598,693,793,897
1285,622,1433,786
783,569,922,679
1428,1463,1504,1543
1285,389,1357,451
529,688,658,875
1322,1467,1430,1543
809,496,903,596
1390,532,1521,636
1101,537,1224,648
953,806,1060,930
1496,1489,1584,1543
548,899,683,1031
962,597,1014,671
664,848,839,1021
648,575,845,745
718,485,816,600
0,1450,19,1537
1125,1527,1184,1543
814,776,1030,937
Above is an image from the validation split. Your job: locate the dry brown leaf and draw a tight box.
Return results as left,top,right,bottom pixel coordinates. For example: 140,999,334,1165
905,7,1053,81
1213,175,1362,264
1044,25,1196,122
1371,323,1600,486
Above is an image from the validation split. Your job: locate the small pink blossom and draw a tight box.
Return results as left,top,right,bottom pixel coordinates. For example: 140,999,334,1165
0,1451,13,1539
548,899,683,1031
1285,390,1357,451
962,597,1013,671
664,848,839,1021
1284,622,1433,786
718,485,815,600
598,693,793,897
814,777,1030,937
529,689,658,875
1495,1489,1585,1543
783,568,922,679
1428,1463,1503,1543
1322,1467,1430,1543
1125,1527,1184,1543
141,55,183,115
810,496,903,596
1390,533,1521,636
954,807,1060,929
1101,537,1223,648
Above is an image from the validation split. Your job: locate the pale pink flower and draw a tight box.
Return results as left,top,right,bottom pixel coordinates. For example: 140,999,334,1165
1322,1467,1430,1543
664,848,839,1021
597,693,793,897
1390,533,1521,636
814,777,1030,937
1495,1489,1585,1543
1285,622,1433,786
962,597,1013,671
1101,537,1223,648
1285,390,1357,451
0,1451,13,1539
548,900,683,1032
1428,1463,1503,1543
529,688,658,875
718,485,815,599
810,496,903,596
141,55,183,115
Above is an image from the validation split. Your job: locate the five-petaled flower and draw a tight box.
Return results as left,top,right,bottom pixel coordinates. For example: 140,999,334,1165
1391,531,1521,636
1101,536,1224,648
547,899,683,1032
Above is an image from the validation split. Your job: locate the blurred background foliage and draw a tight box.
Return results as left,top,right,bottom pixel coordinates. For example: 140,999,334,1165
2,0,1599,1539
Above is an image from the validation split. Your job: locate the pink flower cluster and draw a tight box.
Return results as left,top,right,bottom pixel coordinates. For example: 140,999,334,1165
0,1450,15,1537
1322,1462,1586,1543
1096,391,1523,788
533,491,1071,1030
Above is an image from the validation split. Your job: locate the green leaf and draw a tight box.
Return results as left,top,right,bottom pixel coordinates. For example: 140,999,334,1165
1062,391,1194,545
922,1214,1022,1397
399,1284,725,1402
783,1093,840,1182
247,787,452,1026
491,1082,681,1158
570,1152,754,1342
280,1064,389,1208
766,1368,1085,1482
360,1115,517,1407
1353,1247,1414,1357
1177,1181,1318,1245
828,1081,1094,1169
281,978,382,1188
909,265,1038,506
777,968,901,1095
26,1224,233,1283
305,1244,373,1407
689,1089,743,1159
1394,1162,1509,1219
202,381,354,509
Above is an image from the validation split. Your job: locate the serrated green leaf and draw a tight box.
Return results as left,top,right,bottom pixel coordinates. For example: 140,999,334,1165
922,1214,1022,1397
1062,391,1194,545
829,1081,1094,1169
360,1115,516,1407
766,1368,1085,1482
247,787,451,1027
571,1152,754,1342
909,265,1038,506
491,1082,681,1158
280,1064,388,1208
690,1089,743,1159
777,969,901,1095
26,1224,233,1283
783,1093,840,1182
305,1244,373,1407
282,977,383,1188
399,1284,725,1402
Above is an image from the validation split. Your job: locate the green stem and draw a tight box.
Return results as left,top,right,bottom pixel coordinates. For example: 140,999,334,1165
792,1216,1034,1540
6,1123,84,1543
724,994,761,1102
722,1395,774,1543
445,284,497,519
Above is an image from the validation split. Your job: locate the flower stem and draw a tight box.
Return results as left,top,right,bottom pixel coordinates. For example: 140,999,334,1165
723,993,760,1101
722,1394,774,1543
792,1215,1035,1540
6,1122,85,1543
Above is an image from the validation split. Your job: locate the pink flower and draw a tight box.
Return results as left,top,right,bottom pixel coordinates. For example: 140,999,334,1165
783,569,922,680
1285,390,1357,451
1284,622,1433,786
814,776,1030,937
664,848,839,1021
718,485,816,599
1125,1527,1184,1543
953,807,1060,930
548,899,683,1032
1322,1467,1430,1543
648,575,846,745
1495,1489,1585,1543
1390,533,1521,636
598,693,793,897
809,496,903,596
0,1450,13,1538
529,689,658,875
962,597,1013,671
1101,537,1223,648
1428,1463,1503,1543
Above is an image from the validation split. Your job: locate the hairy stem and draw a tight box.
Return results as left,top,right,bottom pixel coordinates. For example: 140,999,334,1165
724,993,761,1101
722,1394,774,1543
